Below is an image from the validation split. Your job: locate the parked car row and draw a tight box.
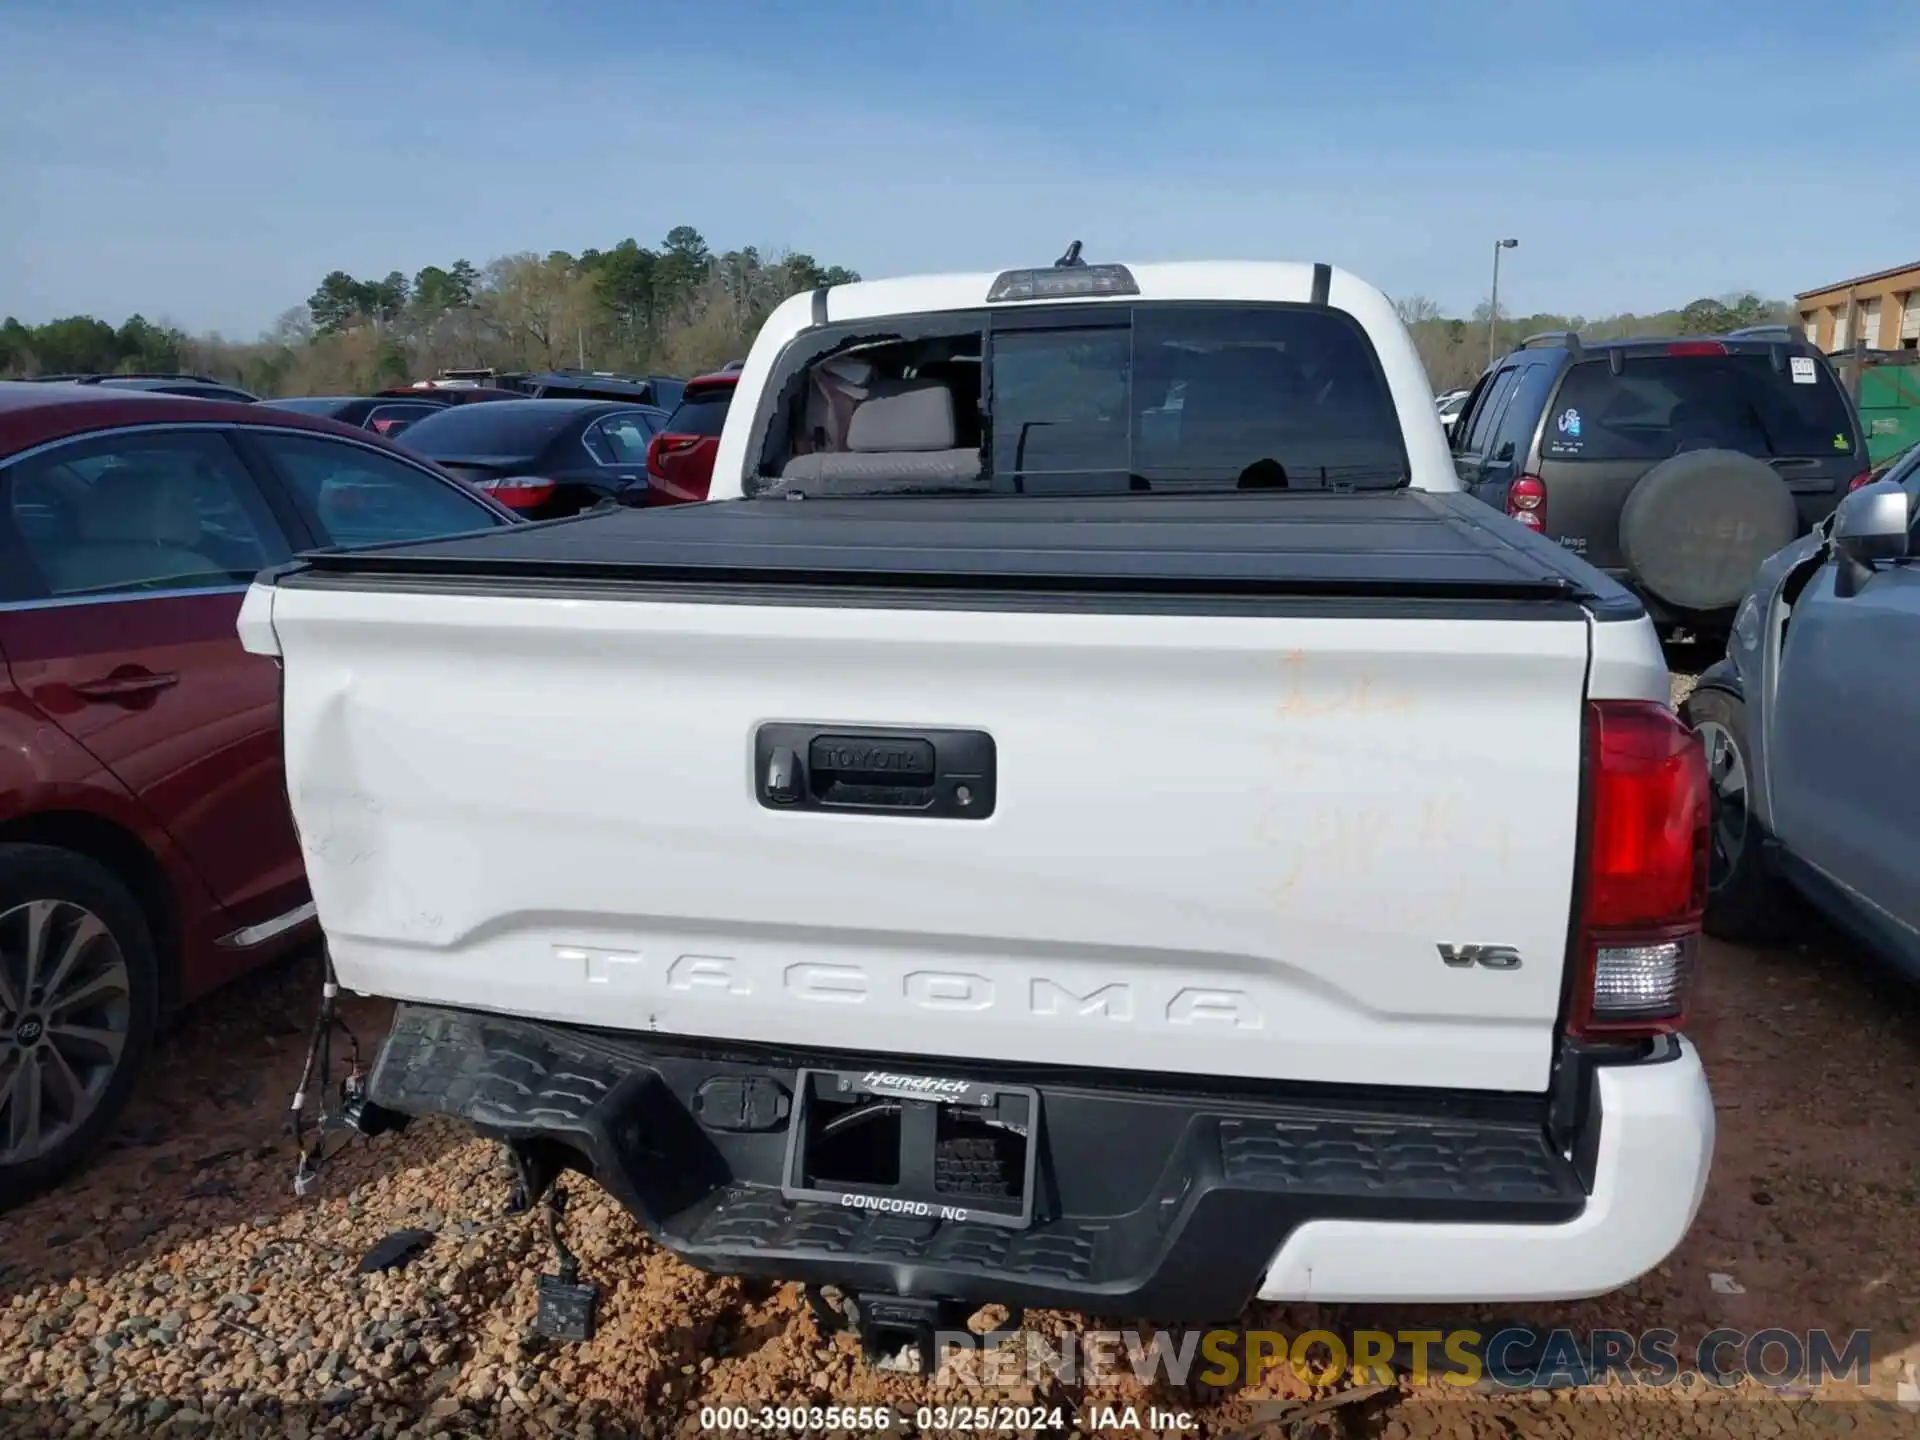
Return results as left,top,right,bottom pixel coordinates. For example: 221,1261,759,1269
375,363,740,516
260,381,584,441
18,366,746,520
399,368,686,409
0,381,517,1203
396,397,669,518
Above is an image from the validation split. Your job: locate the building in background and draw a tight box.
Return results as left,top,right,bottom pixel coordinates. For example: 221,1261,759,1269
1797,263,1920,354
1800,263,1920,465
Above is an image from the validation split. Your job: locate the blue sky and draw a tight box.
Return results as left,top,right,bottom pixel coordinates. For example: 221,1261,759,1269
2,0,1912,337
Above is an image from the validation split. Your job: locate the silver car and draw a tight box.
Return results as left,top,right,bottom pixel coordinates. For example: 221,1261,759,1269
1683,447,1920,970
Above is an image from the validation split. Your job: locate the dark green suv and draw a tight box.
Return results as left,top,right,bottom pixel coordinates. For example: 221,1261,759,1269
1450,329,1868,637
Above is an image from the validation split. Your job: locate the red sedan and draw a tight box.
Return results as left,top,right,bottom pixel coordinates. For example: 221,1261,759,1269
0,383,515,1203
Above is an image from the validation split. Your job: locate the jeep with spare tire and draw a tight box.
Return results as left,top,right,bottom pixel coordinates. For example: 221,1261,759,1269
1449,329,1868,640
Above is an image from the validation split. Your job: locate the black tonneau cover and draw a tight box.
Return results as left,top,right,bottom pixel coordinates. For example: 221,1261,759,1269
277,492,1640,614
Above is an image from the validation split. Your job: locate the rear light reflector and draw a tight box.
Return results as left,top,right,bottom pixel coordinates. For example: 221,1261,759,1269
476,475,557,509
1568,700,1708,1040
1847,469,1873,492
1592,940,1692,1019
1666,341,1727,356
1506,475,1547,530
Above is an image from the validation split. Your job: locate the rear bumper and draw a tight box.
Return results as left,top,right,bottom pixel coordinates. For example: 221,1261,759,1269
1256,1035,1713,1302
367,1004,1710,1319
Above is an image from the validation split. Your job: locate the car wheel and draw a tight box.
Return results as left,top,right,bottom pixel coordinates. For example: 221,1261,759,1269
0,843,159,1209
1681,688,1797,944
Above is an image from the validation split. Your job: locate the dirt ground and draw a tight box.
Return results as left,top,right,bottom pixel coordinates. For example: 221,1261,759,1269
3,706,1919,1435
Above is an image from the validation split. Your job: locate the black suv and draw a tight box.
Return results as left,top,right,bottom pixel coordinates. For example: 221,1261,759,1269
1450,328,1868,635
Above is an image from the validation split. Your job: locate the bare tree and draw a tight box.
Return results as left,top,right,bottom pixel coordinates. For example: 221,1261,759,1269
482,254,596,368
270,306,314,347
1393,294,1442,326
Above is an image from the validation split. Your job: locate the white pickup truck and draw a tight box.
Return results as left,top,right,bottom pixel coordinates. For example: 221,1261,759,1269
240,257,1714,1351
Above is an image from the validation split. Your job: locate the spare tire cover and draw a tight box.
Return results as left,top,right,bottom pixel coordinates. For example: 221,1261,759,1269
1617,449,1798,612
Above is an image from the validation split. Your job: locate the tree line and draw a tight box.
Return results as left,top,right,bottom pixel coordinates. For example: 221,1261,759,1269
2,239,1789,400
0,225,859,397
0,313,196,381
1396,291,1793,393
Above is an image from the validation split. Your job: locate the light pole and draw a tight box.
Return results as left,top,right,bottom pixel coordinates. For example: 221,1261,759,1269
1489,238,1518,368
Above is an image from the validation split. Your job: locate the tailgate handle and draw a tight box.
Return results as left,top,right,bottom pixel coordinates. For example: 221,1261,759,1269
754,725,996,819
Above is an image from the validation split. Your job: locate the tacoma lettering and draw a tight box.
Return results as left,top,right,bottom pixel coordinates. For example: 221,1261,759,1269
1031,978,1134,1020
905,971,993,1009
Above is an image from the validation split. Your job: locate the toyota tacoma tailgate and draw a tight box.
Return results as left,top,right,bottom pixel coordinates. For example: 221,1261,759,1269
248,491,1642,1094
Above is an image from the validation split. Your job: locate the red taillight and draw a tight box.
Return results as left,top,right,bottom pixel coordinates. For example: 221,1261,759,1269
1667,341,1726,356
1567,701,1708,1041
1585,702,1707,924
1847,469,1873,492
646,431,702,479
477,475,557,510
1506,475,1547,530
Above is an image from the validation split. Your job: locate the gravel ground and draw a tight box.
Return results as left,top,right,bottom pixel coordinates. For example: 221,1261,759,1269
4,669,1917,1437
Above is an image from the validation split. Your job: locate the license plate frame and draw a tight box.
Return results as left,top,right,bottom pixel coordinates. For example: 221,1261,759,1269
779,1067,1040,1229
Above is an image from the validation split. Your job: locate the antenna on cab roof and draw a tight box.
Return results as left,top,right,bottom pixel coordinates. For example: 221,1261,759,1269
1054,240,1086,269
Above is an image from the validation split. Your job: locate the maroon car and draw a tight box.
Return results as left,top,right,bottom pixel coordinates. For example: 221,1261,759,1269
0,383,515,1203
643,368,739,505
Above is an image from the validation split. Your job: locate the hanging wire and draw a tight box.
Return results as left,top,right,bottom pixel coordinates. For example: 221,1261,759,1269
289,947,363,1195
